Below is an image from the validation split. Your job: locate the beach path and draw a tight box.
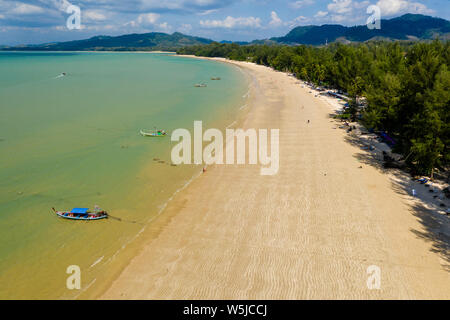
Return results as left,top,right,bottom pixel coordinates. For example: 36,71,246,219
101,60,449,299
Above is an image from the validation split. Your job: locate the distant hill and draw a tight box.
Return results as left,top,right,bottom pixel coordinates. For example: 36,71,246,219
4,32,213,51
273,14,450,45
3,14,449,51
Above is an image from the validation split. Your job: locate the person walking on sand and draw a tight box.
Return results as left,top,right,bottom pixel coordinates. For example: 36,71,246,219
307,120,310,124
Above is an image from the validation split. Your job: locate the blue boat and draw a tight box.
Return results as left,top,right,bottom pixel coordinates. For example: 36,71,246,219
53,207,108,221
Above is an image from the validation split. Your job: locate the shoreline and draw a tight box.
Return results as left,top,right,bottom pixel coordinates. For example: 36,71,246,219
72,55,253,300
99,56,449,299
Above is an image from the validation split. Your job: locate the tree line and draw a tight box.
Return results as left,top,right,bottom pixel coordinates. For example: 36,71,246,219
177,41,449,177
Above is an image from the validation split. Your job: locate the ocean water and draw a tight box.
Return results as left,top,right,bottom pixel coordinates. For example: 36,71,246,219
0,51,248,299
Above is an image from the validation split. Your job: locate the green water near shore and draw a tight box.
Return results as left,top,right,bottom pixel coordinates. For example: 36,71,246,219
0,52,247,299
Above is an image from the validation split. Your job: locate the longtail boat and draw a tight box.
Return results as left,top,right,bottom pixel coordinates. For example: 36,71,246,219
140,129,167,137
53,207,108,221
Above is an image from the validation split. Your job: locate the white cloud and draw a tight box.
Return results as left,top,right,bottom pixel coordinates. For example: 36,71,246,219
125,12,172,32
327,0,354,14
137,13,161,25
269,11,283,27
314,11,329,18
178,23,192,33
139,0,236,13
290,15,311,25
157,21,171,32
198,9,219,15
376,0,434,16
282,15,312,28
325,0,372,23
47,0,73,12
10,3,45,15
84,10,107,22
200,16,262,28
0,1,63,26
290,0,315,9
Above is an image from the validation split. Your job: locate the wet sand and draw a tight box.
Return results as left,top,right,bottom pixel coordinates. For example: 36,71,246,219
101,59,449,299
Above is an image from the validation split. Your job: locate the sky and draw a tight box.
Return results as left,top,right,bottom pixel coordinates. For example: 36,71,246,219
0,0,449,45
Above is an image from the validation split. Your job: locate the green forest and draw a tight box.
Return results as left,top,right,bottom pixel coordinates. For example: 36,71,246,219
177,41,450,178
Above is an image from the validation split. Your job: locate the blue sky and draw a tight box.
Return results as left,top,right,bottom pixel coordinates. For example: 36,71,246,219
0,0,449,45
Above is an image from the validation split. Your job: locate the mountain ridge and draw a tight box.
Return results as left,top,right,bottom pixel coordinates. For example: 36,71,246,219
272,14,450,45
2,14,449,50
5,32,213,51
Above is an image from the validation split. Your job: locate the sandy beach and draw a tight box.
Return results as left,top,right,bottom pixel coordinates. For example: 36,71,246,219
100,58,449,299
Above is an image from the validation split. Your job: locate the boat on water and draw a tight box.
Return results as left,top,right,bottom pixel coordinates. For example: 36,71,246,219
53,207,108,221
140,129,167,137
54,72,67,79
211,77,221,80
194,83,207,87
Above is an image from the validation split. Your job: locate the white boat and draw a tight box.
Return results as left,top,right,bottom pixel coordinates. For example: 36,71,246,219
140,129,167,137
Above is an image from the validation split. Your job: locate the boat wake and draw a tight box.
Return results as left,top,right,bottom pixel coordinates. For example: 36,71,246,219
53,73,67,79
89,256,104,269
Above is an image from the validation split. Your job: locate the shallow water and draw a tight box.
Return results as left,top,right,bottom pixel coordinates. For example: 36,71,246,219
0,52,247,299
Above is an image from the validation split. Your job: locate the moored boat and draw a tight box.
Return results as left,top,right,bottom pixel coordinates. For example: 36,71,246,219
53,207,108,221
140,129,167,137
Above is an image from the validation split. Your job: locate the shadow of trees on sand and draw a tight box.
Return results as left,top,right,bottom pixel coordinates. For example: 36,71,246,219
409,203,450,271
339,125,449,272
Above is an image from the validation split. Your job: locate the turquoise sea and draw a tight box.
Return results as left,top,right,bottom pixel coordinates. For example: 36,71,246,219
0,51,247,299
